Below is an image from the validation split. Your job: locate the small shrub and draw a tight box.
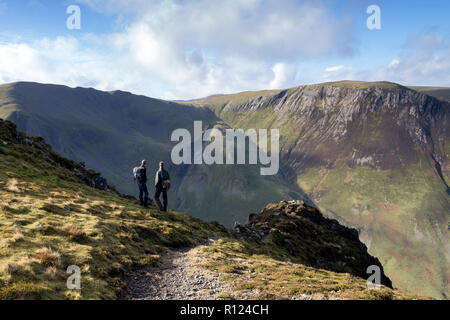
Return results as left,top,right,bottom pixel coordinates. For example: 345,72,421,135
65,226,88,242
36,247,61,267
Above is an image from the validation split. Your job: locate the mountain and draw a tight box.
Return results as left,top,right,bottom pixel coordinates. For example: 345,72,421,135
0,82,302,226
0,119,422,300
190,81,450,299
0,80,448,299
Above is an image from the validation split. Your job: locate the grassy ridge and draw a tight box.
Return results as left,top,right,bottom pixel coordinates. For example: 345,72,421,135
0,120,226,299
194,238,426,300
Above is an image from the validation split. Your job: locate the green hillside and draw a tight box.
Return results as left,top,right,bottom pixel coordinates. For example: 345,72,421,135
0,119,424,300
192,81,450,299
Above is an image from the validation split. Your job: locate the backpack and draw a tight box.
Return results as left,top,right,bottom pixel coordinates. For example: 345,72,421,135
160,170,171,190
133,167,142,182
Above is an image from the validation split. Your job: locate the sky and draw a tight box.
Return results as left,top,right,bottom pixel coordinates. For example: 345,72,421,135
0,0,449,100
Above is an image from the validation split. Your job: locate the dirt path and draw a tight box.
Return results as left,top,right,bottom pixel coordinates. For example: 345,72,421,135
124,239,233,300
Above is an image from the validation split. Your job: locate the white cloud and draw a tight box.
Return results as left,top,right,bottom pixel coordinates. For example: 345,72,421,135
0,44,48,84
76,0,356,97
311,33,450,87
373,52,450,86
404,33,446,52
77,0,352,60
372,33,450,86
325,65,345,72
34,37,81,60
270,63,296,89
388,59,400,68
321,65,359,82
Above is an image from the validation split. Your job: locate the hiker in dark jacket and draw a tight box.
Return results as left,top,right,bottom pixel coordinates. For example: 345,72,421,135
154,161,170,212
136,160,149,208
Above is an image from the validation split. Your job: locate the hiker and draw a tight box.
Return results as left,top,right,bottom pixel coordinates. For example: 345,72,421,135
155,161,170,212
134,160,149,208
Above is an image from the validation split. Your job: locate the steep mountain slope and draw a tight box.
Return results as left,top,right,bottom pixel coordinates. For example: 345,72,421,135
0,82,301,226
192,81,450,299
0,119,422,300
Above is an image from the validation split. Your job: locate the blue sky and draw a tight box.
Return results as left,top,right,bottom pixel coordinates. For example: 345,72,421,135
0,0,449,99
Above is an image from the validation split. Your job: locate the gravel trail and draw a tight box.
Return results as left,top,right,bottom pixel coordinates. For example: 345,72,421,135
124,239,233,300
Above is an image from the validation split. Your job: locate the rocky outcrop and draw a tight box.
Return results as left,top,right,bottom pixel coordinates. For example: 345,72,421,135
235,200,393,288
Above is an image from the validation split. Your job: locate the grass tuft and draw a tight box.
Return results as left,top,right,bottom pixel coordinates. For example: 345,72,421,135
65,226,88,242
36,247,61,267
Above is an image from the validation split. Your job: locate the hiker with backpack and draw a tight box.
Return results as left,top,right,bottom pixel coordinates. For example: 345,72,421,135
155,161,170,212
134,160,149,208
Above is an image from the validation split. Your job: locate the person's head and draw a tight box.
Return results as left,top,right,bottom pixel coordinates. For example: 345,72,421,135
159,161,164,169
141,160,147,168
